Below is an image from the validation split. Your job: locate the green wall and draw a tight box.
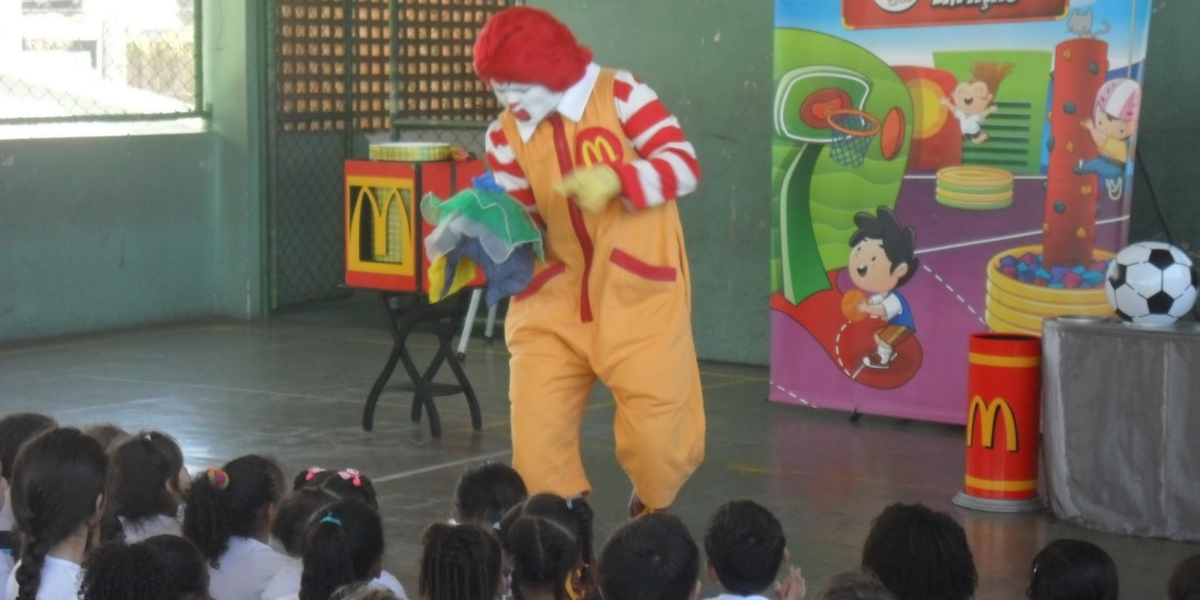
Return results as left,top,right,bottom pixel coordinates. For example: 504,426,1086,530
0,134,216,341
0,0,263,343
530,0,775,364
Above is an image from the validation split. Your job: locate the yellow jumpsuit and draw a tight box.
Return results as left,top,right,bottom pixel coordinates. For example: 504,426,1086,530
499,69,705,509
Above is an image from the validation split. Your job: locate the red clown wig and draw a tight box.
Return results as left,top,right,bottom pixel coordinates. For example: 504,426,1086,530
473,7,593,92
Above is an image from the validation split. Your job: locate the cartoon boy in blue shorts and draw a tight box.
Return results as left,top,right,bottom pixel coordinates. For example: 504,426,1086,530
850,207,919,370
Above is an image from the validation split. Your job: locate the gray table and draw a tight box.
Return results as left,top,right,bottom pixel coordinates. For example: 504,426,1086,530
1042,317,1200,542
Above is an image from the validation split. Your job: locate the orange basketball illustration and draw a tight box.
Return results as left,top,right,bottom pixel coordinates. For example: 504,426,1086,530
842,289,867,322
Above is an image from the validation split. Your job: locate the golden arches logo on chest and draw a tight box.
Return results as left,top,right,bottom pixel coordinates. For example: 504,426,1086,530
575,128,626,168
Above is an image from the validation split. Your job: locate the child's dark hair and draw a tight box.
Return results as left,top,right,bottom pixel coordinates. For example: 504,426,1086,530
861,503,976,600
704,500,786,595
294,467,379,510
300,498,385,600
1026,539,1118,600
81,423,131,451
79,540,171,600
110,431,187,522
420,522,503,600
274,487,339,556
815,571,896,600
141,534,211,600
849,207,918,288
599,513,700,600
1169,553,1200,600
183,454,284,568
500,493,595,600
0,412,56,481
454,461,528,527
10,427,107,600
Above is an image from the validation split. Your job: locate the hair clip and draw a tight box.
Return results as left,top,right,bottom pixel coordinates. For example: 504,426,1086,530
205,468,230,491
566,497,574,509
305,467,325,482
338,468,362,488
321,513,343,528
493,522,502,531
144,433,155,442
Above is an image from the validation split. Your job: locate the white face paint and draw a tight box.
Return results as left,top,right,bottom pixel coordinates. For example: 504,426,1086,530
491,81,563,125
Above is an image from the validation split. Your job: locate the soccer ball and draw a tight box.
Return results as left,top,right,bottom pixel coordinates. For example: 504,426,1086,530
1104,241,1198,326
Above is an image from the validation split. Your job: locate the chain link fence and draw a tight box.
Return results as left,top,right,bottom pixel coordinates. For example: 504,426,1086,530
0,0,199,123
267,0,513,311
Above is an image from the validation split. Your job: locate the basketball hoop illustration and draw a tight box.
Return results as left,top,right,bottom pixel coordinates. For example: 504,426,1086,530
826,108,880,168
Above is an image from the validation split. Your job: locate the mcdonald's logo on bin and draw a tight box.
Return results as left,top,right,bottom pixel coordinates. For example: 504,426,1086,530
966,396,1017,452
954,332,1043,511
576,128,624,168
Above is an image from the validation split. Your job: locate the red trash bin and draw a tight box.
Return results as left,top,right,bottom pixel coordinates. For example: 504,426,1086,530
952,333,1044,512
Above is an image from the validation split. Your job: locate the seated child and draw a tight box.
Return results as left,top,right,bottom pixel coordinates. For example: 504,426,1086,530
183,455,289,600
78,540,172,600
263,469,405,600
1169,553,1200,600
1026,539,1118,600
0,413,57,531
860,503,976,600
332,585,400,600
419,522,505,600
452,461,527,529
702,500,795,600
599,513,701,600
5,427,106,600
110,431,191,542
142,534,213,600
284,499,385,600
499,493,595,600
813,571,894,600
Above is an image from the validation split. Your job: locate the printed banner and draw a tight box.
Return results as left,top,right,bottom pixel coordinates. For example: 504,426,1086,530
844,0,1070,30
770,0,1151,423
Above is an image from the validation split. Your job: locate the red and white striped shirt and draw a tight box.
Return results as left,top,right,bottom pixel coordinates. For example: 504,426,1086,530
485,68,700,225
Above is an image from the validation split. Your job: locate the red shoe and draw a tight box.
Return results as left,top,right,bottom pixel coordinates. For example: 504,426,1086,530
628,491,665,518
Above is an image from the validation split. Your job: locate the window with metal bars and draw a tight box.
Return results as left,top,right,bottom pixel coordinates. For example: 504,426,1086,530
0,0,201,124
274,0,519,133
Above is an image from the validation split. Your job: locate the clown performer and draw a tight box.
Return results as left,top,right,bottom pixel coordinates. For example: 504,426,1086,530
474,7,705,517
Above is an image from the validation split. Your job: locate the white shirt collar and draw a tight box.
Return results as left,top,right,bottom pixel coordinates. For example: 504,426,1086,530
709,594,771,600
515,62,602,143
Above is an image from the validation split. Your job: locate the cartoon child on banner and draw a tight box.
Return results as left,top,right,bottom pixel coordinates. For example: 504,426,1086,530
940,62,1015,145
848,207,919,370
1074,78,1141,201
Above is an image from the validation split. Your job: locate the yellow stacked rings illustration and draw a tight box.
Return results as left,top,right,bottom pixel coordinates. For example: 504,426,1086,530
936,166,1015,211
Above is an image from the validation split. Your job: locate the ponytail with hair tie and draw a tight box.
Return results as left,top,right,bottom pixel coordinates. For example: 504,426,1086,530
205,468,230,490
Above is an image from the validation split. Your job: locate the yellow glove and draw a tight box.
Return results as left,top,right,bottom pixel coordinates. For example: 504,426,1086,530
556,166,621,214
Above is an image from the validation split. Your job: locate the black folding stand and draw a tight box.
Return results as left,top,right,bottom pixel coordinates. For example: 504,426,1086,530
361,290,482,437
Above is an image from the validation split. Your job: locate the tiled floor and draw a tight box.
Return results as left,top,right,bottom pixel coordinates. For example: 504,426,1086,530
2,296,1195,599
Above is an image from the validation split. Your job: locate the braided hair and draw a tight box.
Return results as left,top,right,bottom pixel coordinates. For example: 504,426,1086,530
419,522,503,600
182,455,284,568
79,541,172,600
10,427,107,600
299,499,384,600
499,493,596,600
293,467,378,510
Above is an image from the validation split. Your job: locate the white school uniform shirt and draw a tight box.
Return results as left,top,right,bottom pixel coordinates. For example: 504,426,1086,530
120,514,183,543
705,594,771,600
261,555,408,600
4,556,83,600
0,554,11,600
0,488,13,531
208,537,290,600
